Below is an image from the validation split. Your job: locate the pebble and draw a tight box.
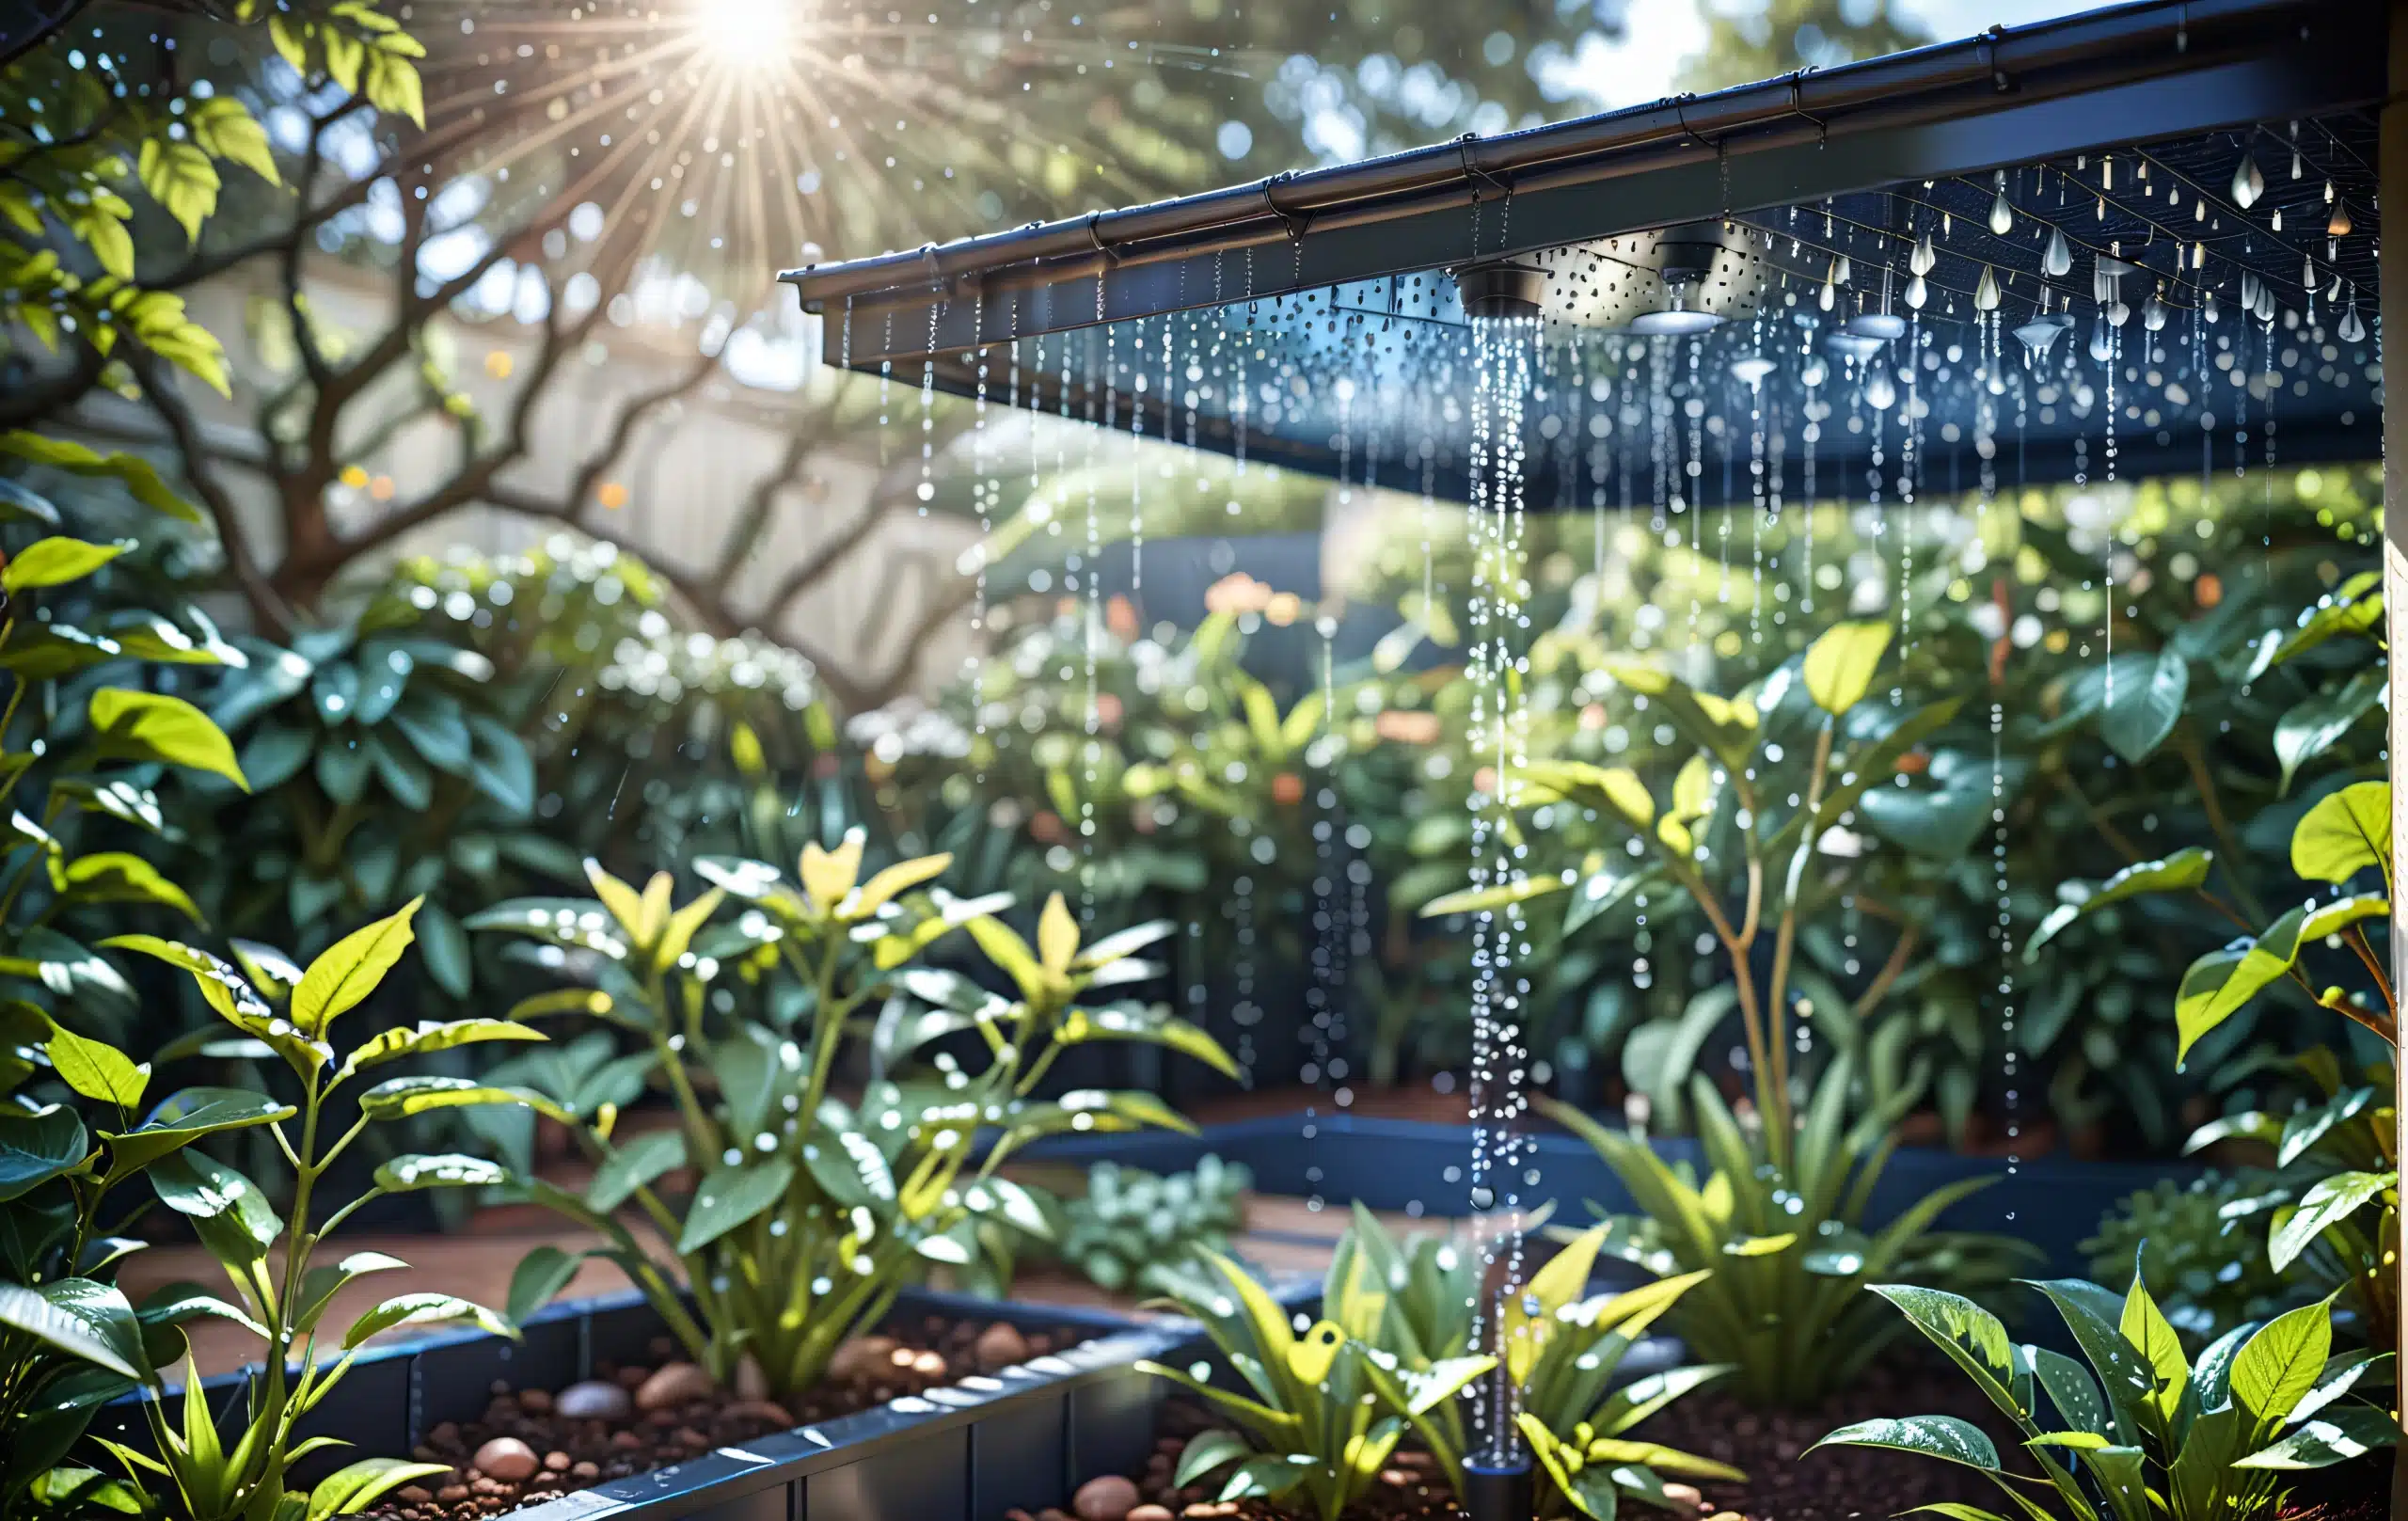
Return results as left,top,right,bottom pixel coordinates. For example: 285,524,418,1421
1665,1482,1705,1512
726,1399,797,1427
974,1322,1030,1371
735,1355,769,1401
518,1388,553,1415
471,1437,539,1482
829,1336,899,1383
543,1450,571,1474
1127,1508,1174,1521
910,1349,948,1380
635,1362,716,1411
436,1485,470,1504
571,1461,600,1481
556,1380,635,1420
1073,1475,1142,1521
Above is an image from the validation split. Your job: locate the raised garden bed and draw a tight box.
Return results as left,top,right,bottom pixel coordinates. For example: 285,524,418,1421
87,1287,1179,1521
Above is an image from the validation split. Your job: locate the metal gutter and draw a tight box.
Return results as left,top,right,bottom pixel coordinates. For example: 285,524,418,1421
781,0,2375,325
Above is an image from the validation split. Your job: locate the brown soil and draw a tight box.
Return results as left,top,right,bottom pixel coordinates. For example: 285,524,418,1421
372,1316,1080,1521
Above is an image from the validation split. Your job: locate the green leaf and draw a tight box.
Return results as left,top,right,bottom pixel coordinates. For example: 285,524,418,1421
1173,1430,1253,1489
187,96,279,184
0,1280,140,1379
293,896,421,1036
339,1018,541,1080
149,1149,280,1264
2230,1299,2333,1434
87,689,247,789
677,1157,795,1255
2093,647,2188,764
0,433,200,522
586,1130,685,1213
0,1105,87,1200
2175,907,2308,1068
1562,863,1656,936
415,901,473,999
373,1153,510,1192
2271,1170,2394,1274
1054,1003,1241,1080
307,1458,452,1520
2274,669,2384,794
0,478,62,527
46,1026,147,1110
3,536,126,593
1418,874,1569,919
57,851,202,923
102,1087,293,1179
358,1075,570,1124
341,1292,514,1349
136,138,219,241
2292,781,2389,887
1808,1416,2000,1470
1802,621,1893,714
2025,848,2213,957
2231,1405,2398,1469
506,1244,585,1326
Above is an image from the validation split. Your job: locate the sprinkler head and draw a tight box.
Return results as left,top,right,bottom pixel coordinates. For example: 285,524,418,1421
1462,1458,1534,1521
1450,260,1547,321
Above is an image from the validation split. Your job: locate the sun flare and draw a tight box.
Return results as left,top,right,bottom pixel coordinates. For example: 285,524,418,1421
692,0,797,66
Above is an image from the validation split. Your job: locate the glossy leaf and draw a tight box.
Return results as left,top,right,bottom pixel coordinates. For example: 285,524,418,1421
359,1076,568,1124
677,1158,796,1255
46,1026,147,1110
0,1280,140,1379
293,896,421,1036
1810,1416,1999,1470
2292,781,2389,886
2271,1170,2394,1274
87,689,246,789
0,1105,87,1200
374,1153,510,1192
3,536,125,592
342,1292,514,1349
1802,621,1892,714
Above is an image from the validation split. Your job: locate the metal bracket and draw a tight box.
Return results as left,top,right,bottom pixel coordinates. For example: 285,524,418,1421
1084,211,1122,264
1455,133,1513,203
1260,172,1311,242
1787,71,1828,148
1980,25,2010,91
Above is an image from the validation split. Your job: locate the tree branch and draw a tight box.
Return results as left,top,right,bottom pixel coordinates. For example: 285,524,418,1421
126,347,297,639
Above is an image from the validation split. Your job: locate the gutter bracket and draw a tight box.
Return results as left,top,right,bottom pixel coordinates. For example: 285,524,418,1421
1980,25,2011,91
1787,72,1828,149
1261,172,1312,243
1084,212,1122,264
1456,133,1513,203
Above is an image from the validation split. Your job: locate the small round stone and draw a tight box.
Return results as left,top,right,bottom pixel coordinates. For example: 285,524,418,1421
1127,1507,1175,1521
471,1437,539,1483
974,1322,1030,1371
634,1362,716,1411
555,1380,635,1420
1072,1475,1142,1521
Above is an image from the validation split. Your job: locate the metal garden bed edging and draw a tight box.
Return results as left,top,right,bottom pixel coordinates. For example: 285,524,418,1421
87,1286,1185,1521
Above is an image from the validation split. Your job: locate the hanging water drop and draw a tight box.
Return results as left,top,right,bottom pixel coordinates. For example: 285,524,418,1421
2042,226,2071,277
2088,312,2115,362
2013,313,2072,363
1833,253,1852,285
2338,289,2367,343
2329,201,2353,237
1909,232,1936,275
1863,366,1896,411
2270,208,2282,231
2141,287,2168,331
2229,151,2264,208
1989,186,2013,236
1904,273,1928,310
1974,265,2001,310
2203,290,2220,323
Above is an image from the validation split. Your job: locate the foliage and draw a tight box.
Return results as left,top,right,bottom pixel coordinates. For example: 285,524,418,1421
476,841,1233,1397
1054,1155,1250,1297
1138,1246,1493,1521
1543,1066,2036,1408
2083,1175,2300,1351
1814,1278,2393,1520
103,899,540,1521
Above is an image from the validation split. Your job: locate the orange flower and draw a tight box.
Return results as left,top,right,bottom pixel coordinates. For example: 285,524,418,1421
2194,572,2223,609
1473,766,1497,797
1894,751,1930,775
1030,811,1066,844
1271,772,1305,806
1204,573,1275,615
1374,710,1442,745
1106,594,1139,641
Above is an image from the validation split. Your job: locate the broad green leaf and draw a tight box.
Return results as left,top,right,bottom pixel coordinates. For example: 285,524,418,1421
1803,621,1893,714
2025,848,2213,957
506,1244,585,1326
0,1105,87,1200
342,1292,514,1349
56,852,201,923
677,1158,796,1255
136,137,219,240
374,1153,510,1192
2275,669,2384,794
102,1087,293,1179
2229,1299,2333,1434
2094,647,2188,764
149,1149,280,1264
0,1280,140,1378
1562,863,1656,936
1809,1416,2000,1470
339,1018,543,1080
0,433,200,522
187,96,279,183
1419,874,1568,919
45,1026,147,1110
2230,1405,2397,1469
2271,1170,2394,1273
2175,908,2308,1067
87,689,246,788
2292,781,2389,887
307,1458,453,1520
586,1130,686,1213
2119,1277,2188,1421
358,1075,569,1124
293,896,421,1035
1173,1430,1252,1489
1055,1004,1241,1079
3,536,125,593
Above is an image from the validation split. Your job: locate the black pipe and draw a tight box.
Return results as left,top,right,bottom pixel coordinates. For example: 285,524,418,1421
780,0,2366,311
1460,1457,1534,1521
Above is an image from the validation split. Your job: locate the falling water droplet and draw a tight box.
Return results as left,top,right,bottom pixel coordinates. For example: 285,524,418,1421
2204,290,2221,324
1904,273,1928,310
1833,254,1852,285
2088,313,2115,362
2142,289,2168,331
1989,189,2013,236
1909,233,1936,275
1974,266,2001,310
2229,151,2264,208
2042,227,2072,277
1863,367,1897,410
